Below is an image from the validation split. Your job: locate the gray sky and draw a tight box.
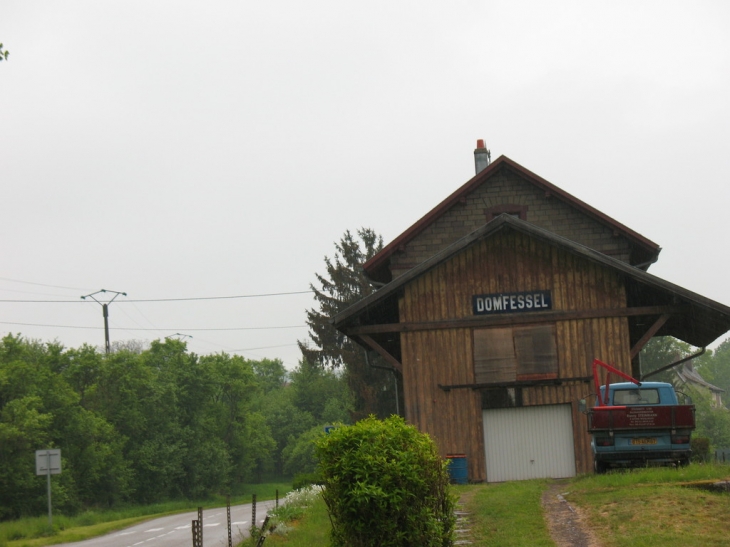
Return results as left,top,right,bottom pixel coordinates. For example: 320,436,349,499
2,1,730,369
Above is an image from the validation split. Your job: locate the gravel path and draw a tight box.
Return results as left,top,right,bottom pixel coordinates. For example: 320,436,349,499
541,481,601,547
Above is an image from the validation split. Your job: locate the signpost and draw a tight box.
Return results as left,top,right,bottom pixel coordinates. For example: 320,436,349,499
35,449,61,527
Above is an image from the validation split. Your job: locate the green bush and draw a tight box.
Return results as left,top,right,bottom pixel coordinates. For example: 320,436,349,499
692,436,711,462
315,415,455,547
292,471,323,491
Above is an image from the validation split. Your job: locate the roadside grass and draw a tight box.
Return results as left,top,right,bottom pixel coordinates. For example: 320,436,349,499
567,464,730,547
254,494,330,546
1,482,292,547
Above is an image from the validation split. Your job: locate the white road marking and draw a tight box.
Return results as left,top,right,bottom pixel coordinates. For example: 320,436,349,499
175,525,191,529
117,531,135,536
203,522,221,527
144,528,164,532
133,542,145,546
232,521,248,525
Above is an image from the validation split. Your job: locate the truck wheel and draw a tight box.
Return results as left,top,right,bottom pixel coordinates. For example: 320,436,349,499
594,460,608,474
678,458,690,468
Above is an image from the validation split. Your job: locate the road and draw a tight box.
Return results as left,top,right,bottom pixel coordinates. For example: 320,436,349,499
55,500,277,547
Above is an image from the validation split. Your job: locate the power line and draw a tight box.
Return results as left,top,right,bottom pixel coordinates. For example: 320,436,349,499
0,320,307,331
0,277,91,291
231,343,300,351
0,290,314,303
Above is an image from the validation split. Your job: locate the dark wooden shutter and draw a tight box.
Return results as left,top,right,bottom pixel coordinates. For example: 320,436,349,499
514,325,558,380
474,328,516,383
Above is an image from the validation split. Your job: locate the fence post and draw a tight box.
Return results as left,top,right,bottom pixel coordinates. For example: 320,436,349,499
255,516,270,547
276,489,279,509
227,495,232,547
192,519,202,547
252,494,257,534
198,507,203,547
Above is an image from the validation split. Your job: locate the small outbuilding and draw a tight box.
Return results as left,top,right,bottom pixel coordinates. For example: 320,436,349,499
333,144,730,481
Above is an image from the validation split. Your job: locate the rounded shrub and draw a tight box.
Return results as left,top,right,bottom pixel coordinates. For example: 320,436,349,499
314,415,455,547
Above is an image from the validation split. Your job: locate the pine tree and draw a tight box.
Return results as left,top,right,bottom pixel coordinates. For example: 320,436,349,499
299,228,397,420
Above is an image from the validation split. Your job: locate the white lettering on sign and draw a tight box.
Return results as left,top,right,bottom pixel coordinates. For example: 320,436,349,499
626,409,659,427
472,291,552,315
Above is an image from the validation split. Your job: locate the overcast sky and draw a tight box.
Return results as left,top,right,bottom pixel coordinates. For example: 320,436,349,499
2,1,729,369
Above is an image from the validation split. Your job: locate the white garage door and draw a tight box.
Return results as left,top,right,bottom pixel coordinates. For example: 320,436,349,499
482,404,576,482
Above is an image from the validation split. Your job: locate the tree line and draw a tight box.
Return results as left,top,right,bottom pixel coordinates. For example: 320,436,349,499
0,334,352,520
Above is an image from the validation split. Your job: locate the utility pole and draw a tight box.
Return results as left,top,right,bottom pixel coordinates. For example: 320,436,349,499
81,289,127,354
165,333,193,340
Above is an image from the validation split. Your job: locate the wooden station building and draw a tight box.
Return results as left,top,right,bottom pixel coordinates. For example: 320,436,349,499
332,143,730,482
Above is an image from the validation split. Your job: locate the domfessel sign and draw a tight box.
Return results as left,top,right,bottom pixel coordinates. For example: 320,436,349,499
472,290,552,315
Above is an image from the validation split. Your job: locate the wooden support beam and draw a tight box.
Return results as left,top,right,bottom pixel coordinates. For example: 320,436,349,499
344,305,683,336
358,335,403,374
630,313,672,359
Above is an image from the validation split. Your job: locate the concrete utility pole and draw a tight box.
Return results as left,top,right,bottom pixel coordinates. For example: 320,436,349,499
81,289,127,354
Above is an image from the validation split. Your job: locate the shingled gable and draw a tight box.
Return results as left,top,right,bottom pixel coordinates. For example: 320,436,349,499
335,214,730,349
363,155,661,284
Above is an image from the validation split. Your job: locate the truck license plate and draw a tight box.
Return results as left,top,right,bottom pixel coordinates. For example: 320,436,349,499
631,438,657,445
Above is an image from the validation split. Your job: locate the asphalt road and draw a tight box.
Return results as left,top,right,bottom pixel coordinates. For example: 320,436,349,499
55,500,277,547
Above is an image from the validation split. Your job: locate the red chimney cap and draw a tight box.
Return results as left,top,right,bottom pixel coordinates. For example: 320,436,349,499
476,139,485,149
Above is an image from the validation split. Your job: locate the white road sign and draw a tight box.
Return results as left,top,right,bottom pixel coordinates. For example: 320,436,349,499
35,449,62,475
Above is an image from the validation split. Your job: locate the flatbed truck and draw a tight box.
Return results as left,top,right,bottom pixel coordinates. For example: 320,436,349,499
585,359,695,473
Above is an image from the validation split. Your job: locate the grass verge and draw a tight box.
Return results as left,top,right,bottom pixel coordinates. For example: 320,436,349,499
1,482,292,547
256,494,330,546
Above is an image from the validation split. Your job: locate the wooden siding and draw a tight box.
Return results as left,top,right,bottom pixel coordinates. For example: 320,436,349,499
398,230,630,479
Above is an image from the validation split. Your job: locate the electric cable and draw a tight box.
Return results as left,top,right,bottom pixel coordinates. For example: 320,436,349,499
0,290,313,303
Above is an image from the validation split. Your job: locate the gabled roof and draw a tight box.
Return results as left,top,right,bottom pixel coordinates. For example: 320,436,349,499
363,155,661,282
336,215,730,348
677,364,725,394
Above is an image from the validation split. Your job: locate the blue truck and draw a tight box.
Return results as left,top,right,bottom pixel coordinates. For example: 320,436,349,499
586,359,695,473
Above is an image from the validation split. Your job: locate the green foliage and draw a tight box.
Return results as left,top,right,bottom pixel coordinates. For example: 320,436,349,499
0,43,7,62
290,360,354,424
283,426,326,477
639,336,695,382
689,387,730,449
251,358,288,393
315,415,455,547
292,471,323,490
0,326,375,522
0,334,280,520
254,358,353,478
299,228,399,420
255,387,316,477
691,437,711,462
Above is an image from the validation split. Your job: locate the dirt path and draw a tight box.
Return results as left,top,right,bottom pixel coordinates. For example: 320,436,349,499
541,480,602,547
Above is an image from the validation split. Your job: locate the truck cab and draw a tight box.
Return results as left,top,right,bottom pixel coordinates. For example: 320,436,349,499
588,380,695,473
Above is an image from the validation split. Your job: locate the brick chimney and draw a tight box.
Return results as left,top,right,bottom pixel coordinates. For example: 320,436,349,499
474,139,491,174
